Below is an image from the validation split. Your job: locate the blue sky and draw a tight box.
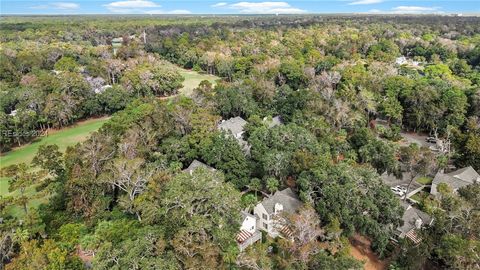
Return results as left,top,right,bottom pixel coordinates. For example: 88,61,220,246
1,0,479,15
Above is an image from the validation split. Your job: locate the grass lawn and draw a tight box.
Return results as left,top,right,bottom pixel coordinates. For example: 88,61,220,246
0,117,109,170
0,174,52,217
410,190,429,203
0,177,9,196
0,117,109,217
0,68,218,217
416,176,433,185
177,69,219,96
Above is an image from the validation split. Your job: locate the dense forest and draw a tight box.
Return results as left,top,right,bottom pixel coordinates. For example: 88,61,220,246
1,15,479,269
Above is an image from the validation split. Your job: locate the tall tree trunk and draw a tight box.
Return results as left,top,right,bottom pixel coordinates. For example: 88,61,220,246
404,174,417,202
23,202,28,214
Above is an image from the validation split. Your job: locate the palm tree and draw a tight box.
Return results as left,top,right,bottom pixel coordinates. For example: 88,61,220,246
266,177,279,195
248,178,262,197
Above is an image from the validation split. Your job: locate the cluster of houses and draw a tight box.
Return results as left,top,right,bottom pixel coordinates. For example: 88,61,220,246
217,115,300,250
184,115,306,251
384,165,479,244
185,115,480,250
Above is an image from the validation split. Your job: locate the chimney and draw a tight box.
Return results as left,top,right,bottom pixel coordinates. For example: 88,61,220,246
415,218,422,229
274,203,283,214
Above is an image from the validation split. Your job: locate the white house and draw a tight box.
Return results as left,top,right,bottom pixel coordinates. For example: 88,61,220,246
218,116,247,140
253,188,302,238
236,188,303,251
236,211,262,251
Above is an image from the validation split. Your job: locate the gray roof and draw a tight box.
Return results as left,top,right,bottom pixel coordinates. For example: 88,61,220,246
396,203,432,236
264,116,283,128
183,160,214,173
218,117,247,136
431,166,479,195
261,188,302,215
218,116,251,155
241,211,256,220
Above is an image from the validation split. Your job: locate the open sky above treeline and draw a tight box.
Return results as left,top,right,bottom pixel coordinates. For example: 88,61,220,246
2,0,479,15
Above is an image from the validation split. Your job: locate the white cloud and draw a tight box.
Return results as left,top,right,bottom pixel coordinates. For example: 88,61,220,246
211,2,228,7
30,5,50,9
348,0,383,5
104,0,192,14
52,2,80,9
30,2,79,10
391,6,442,14
215,1,306,14
167,9,192,14
104,0,160,13
362,6,443,14
105,0,159,8
147,9,192,14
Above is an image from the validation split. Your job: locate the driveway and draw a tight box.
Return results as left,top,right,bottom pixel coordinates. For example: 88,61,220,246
380,171,423,199
399,132,436,148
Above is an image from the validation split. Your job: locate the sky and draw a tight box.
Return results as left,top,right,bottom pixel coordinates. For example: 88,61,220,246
1,0,479,15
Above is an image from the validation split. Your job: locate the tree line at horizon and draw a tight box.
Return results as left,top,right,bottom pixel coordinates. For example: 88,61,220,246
0,15,479,269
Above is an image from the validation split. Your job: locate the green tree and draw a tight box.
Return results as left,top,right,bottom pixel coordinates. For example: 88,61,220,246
54,56,78,72
358,139,397,174
121,63,183,97
32,144,64,176
452,117,480,171
279,59,307,90
399,144,437,201
298,164,403,256
200,133,250,188
156,168,242,268
2,163,39,214
5,239,83,270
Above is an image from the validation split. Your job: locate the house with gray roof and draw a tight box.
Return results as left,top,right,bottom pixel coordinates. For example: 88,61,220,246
394,202,433,244
253,188,303,238
183,160,215,175
218,116,251,154
236,188,303,251
218,116,247,139
430,166,479,196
